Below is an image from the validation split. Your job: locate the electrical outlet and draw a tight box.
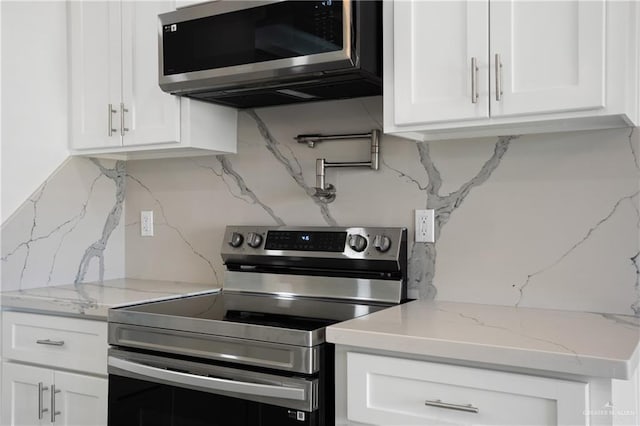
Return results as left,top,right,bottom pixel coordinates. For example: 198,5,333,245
141,210,154,237
415,209,435,243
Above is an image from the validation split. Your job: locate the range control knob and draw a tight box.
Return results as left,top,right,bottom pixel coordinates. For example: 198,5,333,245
228,232,244,248
247,232,263,248
373,235,392,253
348,234,368,253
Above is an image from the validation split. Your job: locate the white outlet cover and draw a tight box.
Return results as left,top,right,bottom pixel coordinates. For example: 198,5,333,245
415,209,435,243
141,210,154,237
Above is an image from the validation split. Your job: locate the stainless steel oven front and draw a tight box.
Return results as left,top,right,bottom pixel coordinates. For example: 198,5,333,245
107,225,407,426
108,346,330,425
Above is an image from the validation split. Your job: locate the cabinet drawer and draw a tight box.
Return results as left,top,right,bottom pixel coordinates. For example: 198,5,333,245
347,352,588,426
2,311,108,375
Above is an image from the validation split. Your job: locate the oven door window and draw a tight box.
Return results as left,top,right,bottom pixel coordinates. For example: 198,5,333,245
109,374,319,426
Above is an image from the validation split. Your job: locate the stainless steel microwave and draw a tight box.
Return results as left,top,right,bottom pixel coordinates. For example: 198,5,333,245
158,0,381,108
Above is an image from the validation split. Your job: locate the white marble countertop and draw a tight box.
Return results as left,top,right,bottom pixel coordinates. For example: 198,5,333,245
1,279,220,320
326,300,640,380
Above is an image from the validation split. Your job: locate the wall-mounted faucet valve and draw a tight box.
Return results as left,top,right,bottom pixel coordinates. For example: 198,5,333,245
295,130,380,203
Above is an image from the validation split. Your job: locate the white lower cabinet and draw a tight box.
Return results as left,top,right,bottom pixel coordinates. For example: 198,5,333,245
347,353,588,426
1,363,49,426
1,362,107,426
1,312,108,426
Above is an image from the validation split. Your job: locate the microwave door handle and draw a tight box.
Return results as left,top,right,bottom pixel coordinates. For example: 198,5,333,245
108,356,306,401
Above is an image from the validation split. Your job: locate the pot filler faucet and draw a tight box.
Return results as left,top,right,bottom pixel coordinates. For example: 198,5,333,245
295,129,380,203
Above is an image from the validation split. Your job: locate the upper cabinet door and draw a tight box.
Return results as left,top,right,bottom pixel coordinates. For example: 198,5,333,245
490,0,605,117
69,1,122,150
393,0,489,126
121,1,181,147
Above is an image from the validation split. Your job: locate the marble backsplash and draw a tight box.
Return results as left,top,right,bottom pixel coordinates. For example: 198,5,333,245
1,158,125,292
2,97,639,316
125,98,640,315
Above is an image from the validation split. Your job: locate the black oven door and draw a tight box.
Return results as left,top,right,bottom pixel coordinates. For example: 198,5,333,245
108,350,325,426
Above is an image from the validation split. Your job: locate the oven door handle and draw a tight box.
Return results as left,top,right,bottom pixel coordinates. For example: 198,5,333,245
108,356,307,401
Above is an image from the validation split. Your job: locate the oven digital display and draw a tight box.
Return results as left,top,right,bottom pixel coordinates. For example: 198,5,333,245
265,231,346,252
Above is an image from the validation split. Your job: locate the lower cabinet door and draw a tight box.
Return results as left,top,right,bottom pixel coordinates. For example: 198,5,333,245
53,371,107,426
1,361,52,426
0,362,107,426
347,353,589,426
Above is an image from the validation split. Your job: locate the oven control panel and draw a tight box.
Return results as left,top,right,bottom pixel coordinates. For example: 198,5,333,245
221,226,408,302
265,230,346,252
222,226,406,261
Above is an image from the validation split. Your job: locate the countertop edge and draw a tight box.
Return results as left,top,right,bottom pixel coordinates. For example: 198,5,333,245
1,281,222,321
326,326,635,380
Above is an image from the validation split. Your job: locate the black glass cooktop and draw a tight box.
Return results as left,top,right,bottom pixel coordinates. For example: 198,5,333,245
110,291,390,346
222,309,336,331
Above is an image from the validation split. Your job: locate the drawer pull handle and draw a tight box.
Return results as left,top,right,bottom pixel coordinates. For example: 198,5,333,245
36,339,65,346
425,399,479,414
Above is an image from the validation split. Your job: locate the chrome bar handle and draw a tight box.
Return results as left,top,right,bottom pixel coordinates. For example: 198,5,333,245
108,104,117,136
120,103,129,136
471,57,479,104
370,129,380,170
36,339,65,346
425,399,479,414
38,382,49,420
316,158,326,191
51,385,61,422
109,356,306,401
495,53,503,101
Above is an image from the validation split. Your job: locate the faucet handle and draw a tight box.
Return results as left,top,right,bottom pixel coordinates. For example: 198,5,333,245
313,184,336,203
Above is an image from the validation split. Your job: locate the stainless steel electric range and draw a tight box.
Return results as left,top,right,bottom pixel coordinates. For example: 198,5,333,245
107,226,407,426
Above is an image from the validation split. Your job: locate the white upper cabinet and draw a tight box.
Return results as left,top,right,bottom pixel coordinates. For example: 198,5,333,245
385,0,639,141
69,1,122,150
120,1,181,147
490,1,605,117
393,1,489,125
69,0,237,160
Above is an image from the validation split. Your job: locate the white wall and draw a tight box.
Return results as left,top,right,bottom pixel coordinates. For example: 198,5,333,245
1,1,69,223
